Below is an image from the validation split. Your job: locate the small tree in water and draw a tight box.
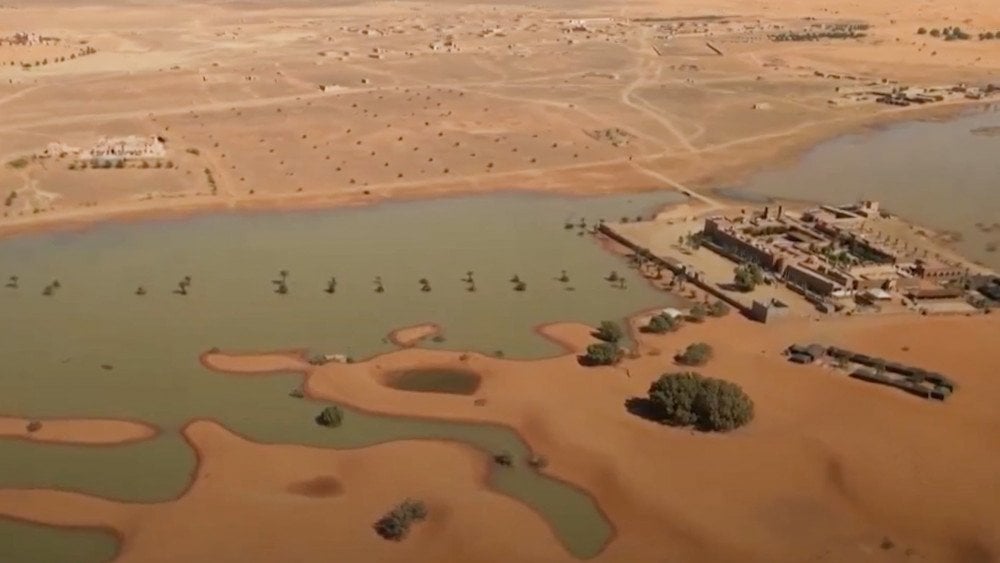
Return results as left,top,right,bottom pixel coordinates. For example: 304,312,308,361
316,406,344,427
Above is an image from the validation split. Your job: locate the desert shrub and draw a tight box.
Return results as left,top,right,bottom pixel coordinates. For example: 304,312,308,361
644,313,682,334
583,341,622,366
594,320,624,343
929,28,941,37
26,420,42,433
733,263,764,292
709,300,731,317
688,304,707,323
374,499,428,541
528,454,549,469
676,342,714,366
315,405,344,427
647,372,754,431
917,27,927,35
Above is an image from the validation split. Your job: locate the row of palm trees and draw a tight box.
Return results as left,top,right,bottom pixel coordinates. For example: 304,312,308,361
4,269,635,296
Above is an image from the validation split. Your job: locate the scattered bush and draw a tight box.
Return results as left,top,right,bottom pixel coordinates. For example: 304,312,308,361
929,28,941,37
528,454,549,469
707,300,731,317
315,405,344,427
733,263,764,292
688,304,707,323
643,312,682,334
594,320,624,343
917,27,927,35
676,342,714,366
26,420,42,433
374,499,428,541
582,341,622,366
646,372,754,432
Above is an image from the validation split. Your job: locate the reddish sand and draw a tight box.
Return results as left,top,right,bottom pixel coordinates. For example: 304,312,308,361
0,417,157,445
388,323,441,348
0,421,573,563
111,313,1000,562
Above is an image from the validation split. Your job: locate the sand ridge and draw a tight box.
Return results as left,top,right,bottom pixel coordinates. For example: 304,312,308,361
0,417,158,445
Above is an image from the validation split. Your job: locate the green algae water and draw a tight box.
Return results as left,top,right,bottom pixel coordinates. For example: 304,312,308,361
384,368,482,395
0,191,686,562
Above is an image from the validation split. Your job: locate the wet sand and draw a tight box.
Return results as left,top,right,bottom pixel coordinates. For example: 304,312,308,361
388,323,442,348
13,313,994,562
0,417,158,446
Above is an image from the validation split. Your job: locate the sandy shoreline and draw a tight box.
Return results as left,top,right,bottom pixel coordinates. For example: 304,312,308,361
0,417,158,446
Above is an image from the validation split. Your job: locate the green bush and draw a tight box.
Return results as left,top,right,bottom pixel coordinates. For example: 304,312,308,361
688,304,707,323
583,341,622,366
6,157,29,169
677,342,713,366
647,372,754,431
733,263,764,292
644,313,682,334
374,499,428,541
595,320,624,343
316,405,344,427
708,300,731,317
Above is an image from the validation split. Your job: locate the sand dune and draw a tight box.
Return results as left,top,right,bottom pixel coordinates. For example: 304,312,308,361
0,417,157,445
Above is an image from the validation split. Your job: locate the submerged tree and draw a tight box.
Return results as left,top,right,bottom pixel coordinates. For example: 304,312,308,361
316,405,344,428
373,499,428,541
419,278,431,292
5,275,18,289
325,276,337,294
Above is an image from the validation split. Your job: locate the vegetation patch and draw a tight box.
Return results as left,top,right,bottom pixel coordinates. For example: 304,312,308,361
637,372,754,432
374,499,428,541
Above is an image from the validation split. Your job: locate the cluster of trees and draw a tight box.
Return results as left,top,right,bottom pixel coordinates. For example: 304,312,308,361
373,499,428,541
646,372,754,432
918,26,984,40
583,320,625,365
733,263,764,292
643,300,730,334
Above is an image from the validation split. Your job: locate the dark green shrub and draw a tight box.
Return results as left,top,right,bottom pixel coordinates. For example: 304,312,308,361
583,342,622,366
374,499,428,541
644,313,682,334
316,405,344,427
707,300,731,317
594,320,624,343
677,343,713,366
647,372,754,432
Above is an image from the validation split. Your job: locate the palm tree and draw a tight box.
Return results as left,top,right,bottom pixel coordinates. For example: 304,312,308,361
135,286,146,296
514,280,527,292
5,275,17,289
325,276,337,294
467,280,477,292
276,281,288,295
374,276,384,293
42,284,53,296
279,269,289,281
51,279,61,289
464,270,474,283
419,278,431,292
558,270,569,283
510,274,521,284
606,270,619,282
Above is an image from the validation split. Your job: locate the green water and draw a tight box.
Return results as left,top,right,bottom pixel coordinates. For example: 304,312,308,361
0,191,686,562
0,519,118,563
385,368,482,395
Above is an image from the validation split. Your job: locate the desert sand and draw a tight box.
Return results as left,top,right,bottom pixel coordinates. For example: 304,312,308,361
388,323,442,348
1,0,998,238
0,417,157,445
4,313,991,562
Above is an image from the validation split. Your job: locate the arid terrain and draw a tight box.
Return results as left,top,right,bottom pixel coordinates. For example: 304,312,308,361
1,0,998,235
1,0,999,562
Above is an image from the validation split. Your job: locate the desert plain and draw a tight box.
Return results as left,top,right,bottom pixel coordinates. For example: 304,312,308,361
0,0,999,561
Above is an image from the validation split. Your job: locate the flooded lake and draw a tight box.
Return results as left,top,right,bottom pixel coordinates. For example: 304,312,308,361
0,191,686,561
726,105,1000,270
